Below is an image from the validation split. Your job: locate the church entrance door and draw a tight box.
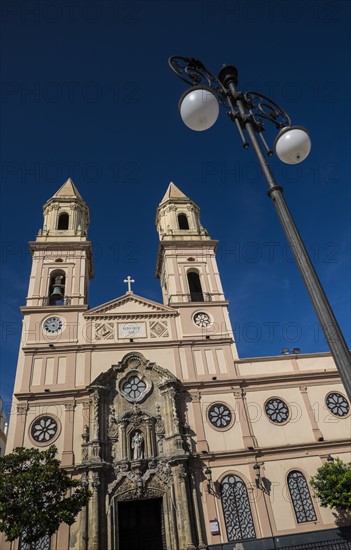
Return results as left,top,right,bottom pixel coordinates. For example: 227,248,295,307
118,497,165,550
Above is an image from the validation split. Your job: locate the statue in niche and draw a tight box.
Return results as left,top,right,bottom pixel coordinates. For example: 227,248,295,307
131,431,144,460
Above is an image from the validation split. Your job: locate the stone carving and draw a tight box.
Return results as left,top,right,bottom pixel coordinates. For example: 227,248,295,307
82,446,89,462
109,457,173,502
82,425,89,442
16,403,28,415
131,431,144,460
95,322,114,341
155,414,165,435
149,320,169,338
91,472,100,490
89,390,100,439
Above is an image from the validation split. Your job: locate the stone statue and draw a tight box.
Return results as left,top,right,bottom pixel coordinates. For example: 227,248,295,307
131,431,144,460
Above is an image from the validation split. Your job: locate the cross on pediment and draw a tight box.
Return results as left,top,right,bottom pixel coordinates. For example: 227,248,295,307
123,275,135,293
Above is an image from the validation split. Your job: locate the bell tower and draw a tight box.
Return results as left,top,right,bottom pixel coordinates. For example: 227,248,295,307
26,178,93,308
156,182,225,304
156,183,237,357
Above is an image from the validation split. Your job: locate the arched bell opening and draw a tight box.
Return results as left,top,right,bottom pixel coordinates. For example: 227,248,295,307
178,213,189,230
57,212,69,230
187,270,204,302
48,270,66,305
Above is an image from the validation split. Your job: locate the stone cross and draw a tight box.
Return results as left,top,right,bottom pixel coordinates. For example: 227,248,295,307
123,275,135,293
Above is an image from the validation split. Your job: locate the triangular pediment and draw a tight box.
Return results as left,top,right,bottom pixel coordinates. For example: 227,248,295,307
85,293,177,317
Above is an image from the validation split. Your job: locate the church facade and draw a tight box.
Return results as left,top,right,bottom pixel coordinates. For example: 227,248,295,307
3,179,351,550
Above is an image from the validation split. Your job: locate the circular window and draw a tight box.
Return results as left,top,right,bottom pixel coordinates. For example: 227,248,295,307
265,398,289,424
193,312,211,328
326,392,350,417
122,375,147,400
208,403,232,428
31,416,58,444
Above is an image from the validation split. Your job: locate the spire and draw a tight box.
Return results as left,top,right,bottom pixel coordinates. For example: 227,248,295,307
156,182,210,244
38,179,90,242
52,178,84,201
160,182,189,205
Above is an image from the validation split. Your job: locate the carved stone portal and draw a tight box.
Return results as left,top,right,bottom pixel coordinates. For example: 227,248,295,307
79,352,198,550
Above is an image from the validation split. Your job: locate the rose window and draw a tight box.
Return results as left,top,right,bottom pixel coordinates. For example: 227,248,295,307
326,392,349,417
265,398,289,424
31,416,58,443
122,376,147,400
193,312,211,328
208,403,232,428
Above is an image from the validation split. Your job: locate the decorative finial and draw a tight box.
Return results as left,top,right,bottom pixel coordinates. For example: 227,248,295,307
123,275,135,293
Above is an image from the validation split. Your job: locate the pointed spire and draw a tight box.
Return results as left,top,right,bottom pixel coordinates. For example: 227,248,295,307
40,178,90,241
160,182,189,204
52,178,84,201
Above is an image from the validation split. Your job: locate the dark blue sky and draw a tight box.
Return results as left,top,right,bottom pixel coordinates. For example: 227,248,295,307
1,0,350,410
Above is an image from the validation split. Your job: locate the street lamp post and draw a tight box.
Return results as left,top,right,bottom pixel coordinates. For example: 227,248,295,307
168,56,351,400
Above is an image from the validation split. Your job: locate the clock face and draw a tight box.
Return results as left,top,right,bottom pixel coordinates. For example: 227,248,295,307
193,312,211,328
43,316,63,333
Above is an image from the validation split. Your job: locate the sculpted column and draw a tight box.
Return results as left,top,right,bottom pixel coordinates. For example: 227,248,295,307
77,472,88,550
87,389,101,549
88,471,100,550
173,463,196,550
190,469,207,549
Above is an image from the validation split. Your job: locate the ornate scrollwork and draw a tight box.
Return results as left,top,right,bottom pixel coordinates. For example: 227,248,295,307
169,56,219,89
244,91,291,129
109,457,173,501
169,55,295,142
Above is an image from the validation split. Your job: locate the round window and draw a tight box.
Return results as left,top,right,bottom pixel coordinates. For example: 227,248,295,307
31,416,58,444
193,312,211,328
122,375,147,400
326,392,349,417
265,398,289,424
208,403,232,428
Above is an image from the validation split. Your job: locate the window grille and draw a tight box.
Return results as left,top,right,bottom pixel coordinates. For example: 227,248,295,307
221,475,256,541
287,471,317,523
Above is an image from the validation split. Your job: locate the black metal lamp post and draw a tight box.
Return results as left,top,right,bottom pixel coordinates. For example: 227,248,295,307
168,56,351,400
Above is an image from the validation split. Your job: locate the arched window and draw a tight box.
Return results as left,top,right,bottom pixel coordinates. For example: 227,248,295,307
287,471,317,523
187,271,204,302
19,533,50,550
221,475,256,541
57,212,69,230
48,270,66,305
178,213,189,230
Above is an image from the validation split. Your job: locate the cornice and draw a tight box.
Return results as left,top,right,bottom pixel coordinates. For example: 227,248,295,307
170,300,229,308
20,305,89,314
21,337,234,355
183,369,341,391
15,389,88,401
198,439,351,463
85,293,176,316
235,351,336,363
158,239,219,249
85,313,178,320
29,241,93,252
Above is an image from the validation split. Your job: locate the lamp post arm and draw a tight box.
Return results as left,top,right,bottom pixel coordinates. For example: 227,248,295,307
226,80,351,400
